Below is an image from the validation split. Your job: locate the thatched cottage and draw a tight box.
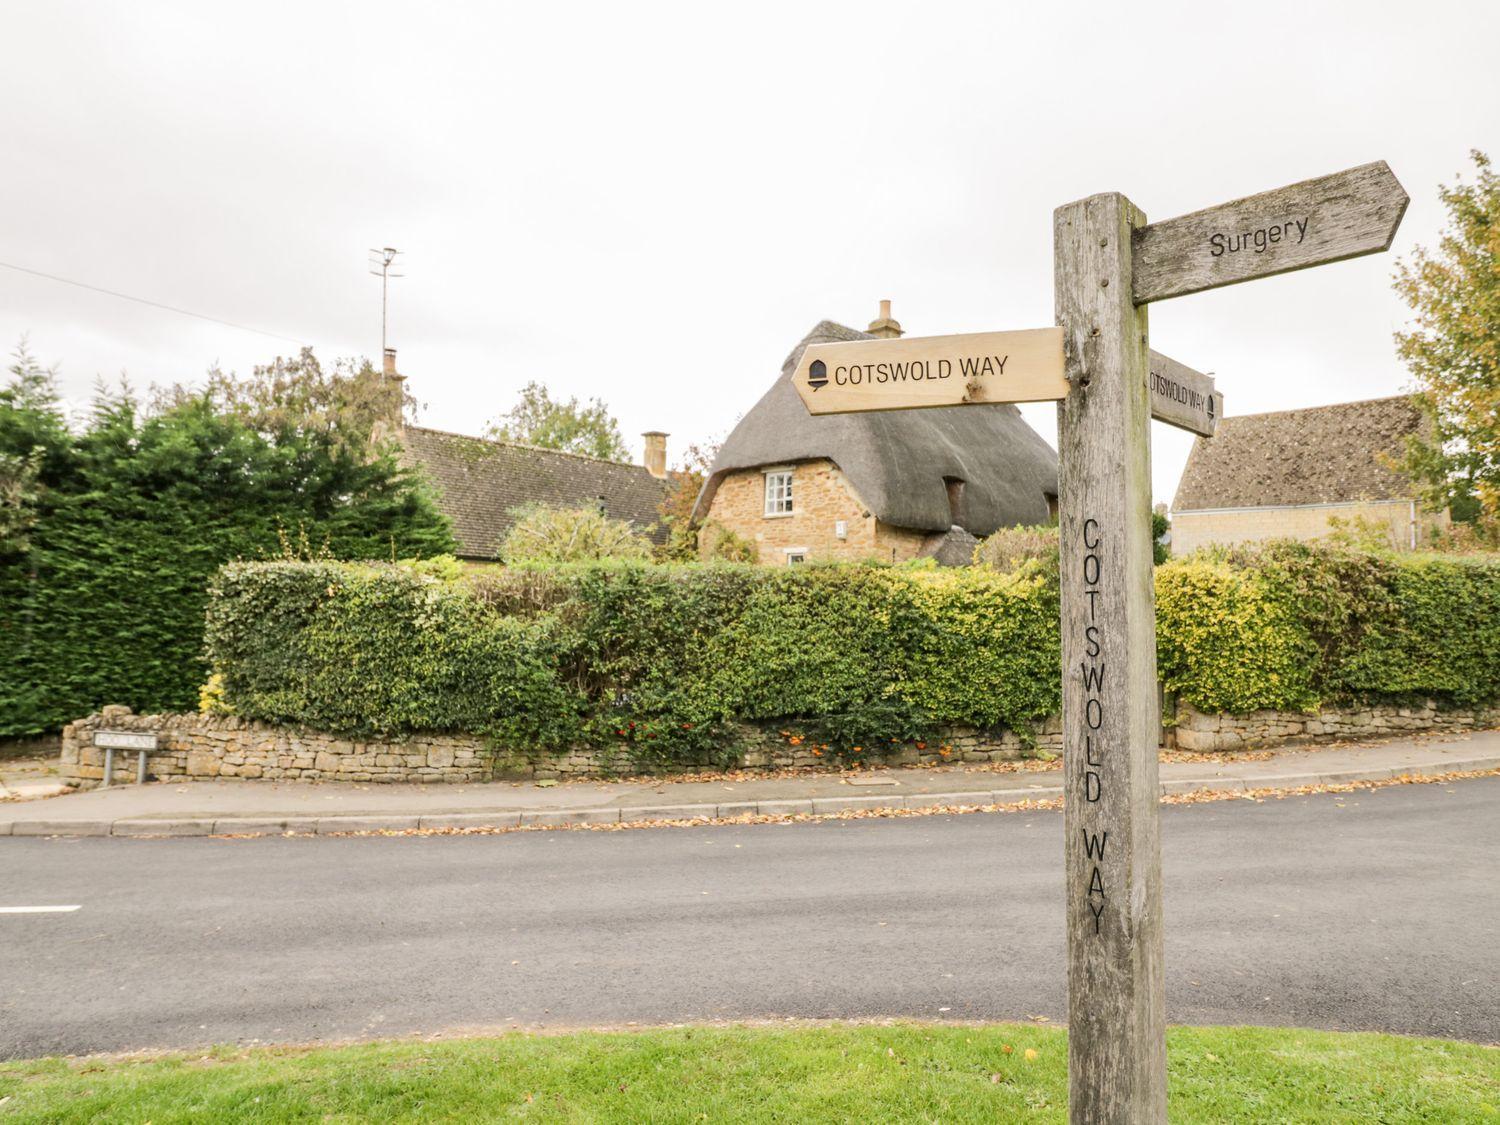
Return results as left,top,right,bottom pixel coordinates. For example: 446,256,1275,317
1170,395,1447,553
690,308,1060,565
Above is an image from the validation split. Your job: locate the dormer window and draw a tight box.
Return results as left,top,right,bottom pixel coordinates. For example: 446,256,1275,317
764,469,794,516
943,477,966,529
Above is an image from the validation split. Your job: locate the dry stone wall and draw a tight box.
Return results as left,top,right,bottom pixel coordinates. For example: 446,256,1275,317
60,706,1061,788
1172,699,1495,751
59,699,1493,788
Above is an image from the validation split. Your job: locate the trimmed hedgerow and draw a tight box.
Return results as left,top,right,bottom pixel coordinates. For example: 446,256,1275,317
205,543,1500,765
206,560,1064,765
1154,541,1500,713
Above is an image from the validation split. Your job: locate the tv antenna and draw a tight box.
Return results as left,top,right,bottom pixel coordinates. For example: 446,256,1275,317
368,247,403,355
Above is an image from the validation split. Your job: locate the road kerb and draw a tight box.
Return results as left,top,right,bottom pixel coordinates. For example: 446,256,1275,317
1240,768,1396,789
755,800,816,817
1160,777,1244,795
519,808,621,827
418,812,523,831
1399,757,1494,777
991,785,1064,803
11,820,112,837
902,792,995,810
715,802,760,818
622,804,720,823
315,816,423,835
213,818,290,835
112,818,215,837
809,796,903,814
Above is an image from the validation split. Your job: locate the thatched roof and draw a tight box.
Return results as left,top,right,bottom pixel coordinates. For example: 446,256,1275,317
692,321,1059,535
919,526,981,566
402,426,669,560
1172,395,1423,512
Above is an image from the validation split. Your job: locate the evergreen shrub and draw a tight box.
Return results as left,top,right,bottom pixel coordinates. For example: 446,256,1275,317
0,349,454,737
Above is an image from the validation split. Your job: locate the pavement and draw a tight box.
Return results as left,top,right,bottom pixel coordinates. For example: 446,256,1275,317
0,729,1495,838
1,775,1495,1057
0,754,68,802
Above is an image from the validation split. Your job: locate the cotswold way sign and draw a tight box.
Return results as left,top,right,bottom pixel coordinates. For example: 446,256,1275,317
791,159,1405,1124
1148,350,1220,438
792,327,1067,414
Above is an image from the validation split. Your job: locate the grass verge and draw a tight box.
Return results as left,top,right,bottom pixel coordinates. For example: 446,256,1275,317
0,1023,1494,1123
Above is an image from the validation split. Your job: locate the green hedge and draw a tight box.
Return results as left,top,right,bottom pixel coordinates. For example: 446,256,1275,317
205,544,1500,765
206,561,1061,766
0,374,453,738
1154,542,1500,713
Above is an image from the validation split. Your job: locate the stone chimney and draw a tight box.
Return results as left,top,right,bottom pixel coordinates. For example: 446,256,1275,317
866,299,903,339
642,431,668,478
379,348,405,432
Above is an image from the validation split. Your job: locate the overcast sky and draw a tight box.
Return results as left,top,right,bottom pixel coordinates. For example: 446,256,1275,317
4,1,1496,505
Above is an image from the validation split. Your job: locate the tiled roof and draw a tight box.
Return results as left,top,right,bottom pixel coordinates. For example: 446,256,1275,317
401,426,670,560
1172,395,1423,512
691,321,1060,536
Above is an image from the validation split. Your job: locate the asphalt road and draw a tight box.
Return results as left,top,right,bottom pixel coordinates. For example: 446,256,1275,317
2,776,1495,1058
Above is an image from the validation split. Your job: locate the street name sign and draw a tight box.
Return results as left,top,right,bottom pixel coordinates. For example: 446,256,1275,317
1131,161,1408,304
791,327,1067,415
93,730,158,751
1148,350,1220,437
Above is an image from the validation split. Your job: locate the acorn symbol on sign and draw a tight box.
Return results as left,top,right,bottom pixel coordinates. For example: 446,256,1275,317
1207,394,1216,420
808,359,828,391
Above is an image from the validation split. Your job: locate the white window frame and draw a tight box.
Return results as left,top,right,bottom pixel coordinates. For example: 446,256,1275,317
783,548,809,565
763,468,794,517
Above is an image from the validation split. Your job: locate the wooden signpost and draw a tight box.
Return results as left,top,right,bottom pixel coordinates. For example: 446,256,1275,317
790,160,1406,1123
1055,162,1405,1124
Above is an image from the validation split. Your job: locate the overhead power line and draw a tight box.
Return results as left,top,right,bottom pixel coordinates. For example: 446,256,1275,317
0,258,309,346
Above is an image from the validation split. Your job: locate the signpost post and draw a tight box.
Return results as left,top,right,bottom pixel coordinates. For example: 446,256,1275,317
1054,192,1167,1122
790,159,1406,1124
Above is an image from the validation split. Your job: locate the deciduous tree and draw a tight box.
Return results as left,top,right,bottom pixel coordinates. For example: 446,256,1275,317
654,439,719,560
1394,150,1500,532
486,381,629,461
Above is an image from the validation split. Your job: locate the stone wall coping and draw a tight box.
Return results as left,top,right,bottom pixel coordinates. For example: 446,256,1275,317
58,698,1496,788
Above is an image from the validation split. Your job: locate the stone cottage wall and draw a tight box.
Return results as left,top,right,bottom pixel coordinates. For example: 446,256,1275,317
699,459,929,565
1170,499,1450,555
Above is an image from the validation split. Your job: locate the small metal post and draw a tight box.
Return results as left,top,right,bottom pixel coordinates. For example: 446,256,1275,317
101,747,114,788
137,750,148,785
